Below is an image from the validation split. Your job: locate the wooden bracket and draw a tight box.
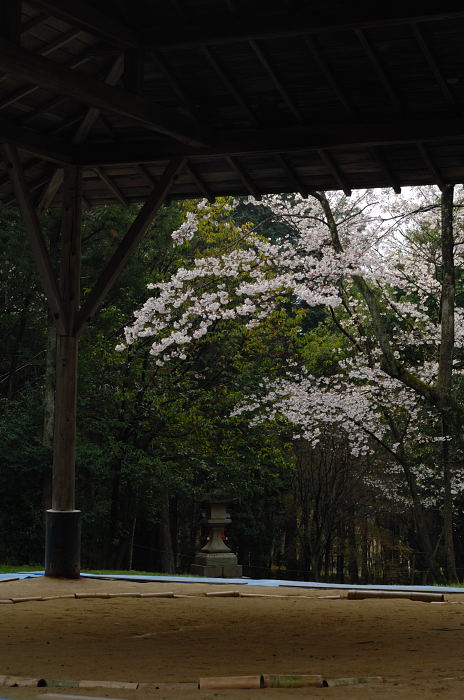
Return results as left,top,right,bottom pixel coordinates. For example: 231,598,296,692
2,143,67,333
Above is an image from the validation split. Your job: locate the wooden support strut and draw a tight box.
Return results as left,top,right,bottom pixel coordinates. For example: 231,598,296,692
74,157,185,334
1,143,67,333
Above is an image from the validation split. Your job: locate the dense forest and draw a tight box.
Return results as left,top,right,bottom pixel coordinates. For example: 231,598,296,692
1,186,464,584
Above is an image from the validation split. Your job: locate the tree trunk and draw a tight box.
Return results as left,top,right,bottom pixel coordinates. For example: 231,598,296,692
438,185,458,582
399,456,444,583
6,291,33,399
42,318,56,450
348,521,359,584
159,488,175,573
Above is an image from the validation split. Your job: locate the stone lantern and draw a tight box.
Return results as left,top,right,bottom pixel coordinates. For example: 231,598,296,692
191,497,242,578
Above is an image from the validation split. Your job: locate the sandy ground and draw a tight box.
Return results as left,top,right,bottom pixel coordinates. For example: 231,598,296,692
1,576,464,700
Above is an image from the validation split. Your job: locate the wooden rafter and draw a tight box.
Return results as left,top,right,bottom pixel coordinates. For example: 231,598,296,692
305,37,355,117
355,29,402,112
0,116,72,162
20,12,49,35
123,48,145,94
73,56,124,144
249,40,303,122
226,156,261,199
94,167,128,207
31,0,138,48
318,150,351,196
411,23,456,108
54,112,88,136
21,94,68,125
16,46,108,126
3,170,54,206
0,156,39,192
0,38,209,148
75,116,464,166
75,158,186,334
1,143,66,333
275,154,309,198
150,49,200,120
36,168,64,215
417,143,445,191
141,5,464,49
202,46,259,127
184,161,214,202
370,146,401,193
0,29,83,112
136,164,156,188
36,56,125,213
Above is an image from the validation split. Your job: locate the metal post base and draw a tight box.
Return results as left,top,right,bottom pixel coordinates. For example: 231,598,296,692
45,509,81,578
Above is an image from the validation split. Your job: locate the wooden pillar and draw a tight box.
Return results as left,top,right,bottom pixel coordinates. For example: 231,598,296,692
4,148,182,576
45,165,82,578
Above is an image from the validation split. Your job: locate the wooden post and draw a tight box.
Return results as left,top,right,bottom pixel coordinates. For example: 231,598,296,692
5,148,178,577
45,165,82,578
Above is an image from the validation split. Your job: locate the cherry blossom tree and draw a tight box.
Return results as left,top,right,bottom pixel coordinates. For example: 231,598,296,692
118,187,464,581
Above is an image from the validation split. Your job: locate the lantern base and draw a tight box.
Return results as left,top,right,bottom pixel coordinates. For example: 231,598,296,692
191,552,242,578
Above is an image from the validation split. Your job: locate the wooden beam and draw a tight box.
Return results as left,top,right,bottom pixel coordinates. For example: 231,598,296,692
417,143,446,191
75,158,185,334
73,56,124,144
0,155,41,192
202,46,259,127
31,0,138,48
94,167,128,207
21,12,49,35
20,44,104,126
76,116,464,166
355,29,402,112
1,143,66,332
36,167,64,215
0,38,209,148
184,160,214,202
249,40,303,122
411,23,456,108
123,47,145,94
0,28,84,111
150,49,200,120
226,156,261,199
370,146,401,193
136,163,156,188
141,4,464,49
318,149,351,196
3,171,55,205
37,53,123,212
275,153,309,198
305,37,355,117
34,57,125,211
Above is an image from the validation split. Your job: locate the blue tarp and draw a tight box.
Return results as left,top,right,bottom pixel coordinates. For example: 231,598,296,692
2,570,464,594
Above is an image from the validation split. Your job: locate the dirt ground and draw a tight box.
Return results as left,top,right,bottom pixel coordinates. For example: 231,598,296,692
1,576,464,700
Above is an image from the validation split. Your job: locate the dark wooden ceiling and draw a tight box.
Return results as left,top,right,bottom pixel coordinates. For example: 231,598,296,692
2,1,464,207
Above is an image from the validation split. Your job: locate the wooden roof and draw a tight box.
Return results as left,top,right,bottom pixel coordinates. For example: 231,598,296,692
2,1,464,206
